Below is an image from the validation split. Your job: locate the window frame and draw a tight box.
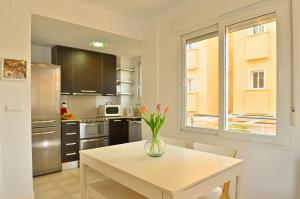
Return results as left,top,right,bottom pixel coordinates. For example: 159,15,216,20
180,0,292,145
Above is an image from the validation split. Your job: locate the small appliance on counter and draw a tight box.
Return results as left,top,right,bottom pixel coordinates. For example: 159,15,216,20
125,106,136,117
61,102,76,120
98,105,123,117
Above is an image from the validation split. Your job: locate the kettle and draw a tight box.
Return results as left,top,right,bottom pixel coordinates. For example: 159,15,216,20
126,106,136,117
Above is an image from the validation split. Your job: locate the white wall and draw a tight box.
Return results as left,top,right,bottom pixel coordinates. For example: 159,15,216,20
141,0,300,198
31,44,51,64
31,0,142,40
0,0,33,199
0,0,143,198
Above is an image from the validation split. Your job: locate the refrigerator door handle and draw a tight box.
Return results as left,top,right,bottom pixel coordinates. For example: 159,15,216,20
32,120,57,124
32,131,56,136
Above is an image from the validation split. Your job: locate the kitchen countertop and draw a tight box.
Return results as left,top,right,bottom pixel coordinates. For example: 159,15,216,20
61,116,141,122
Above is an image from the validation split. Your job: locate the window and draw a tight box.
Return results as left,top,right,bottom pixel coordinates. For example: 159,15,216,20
226,14,276,136
248,24,267,35
187,78,197,93
249,69,265,89
182,28,219,130
181,0,291,145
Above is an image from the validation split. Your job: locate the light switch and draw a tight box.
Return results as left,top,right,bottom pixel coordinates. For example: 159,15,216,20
5,105,24,112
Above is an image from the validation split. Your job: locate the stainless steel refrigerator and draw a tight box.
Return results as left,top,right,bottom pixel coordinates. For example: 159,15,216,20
31,63,61,176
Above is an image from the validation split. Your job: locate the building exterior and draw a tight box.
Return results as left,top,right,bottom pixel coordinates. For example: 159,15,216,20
186,21,276,131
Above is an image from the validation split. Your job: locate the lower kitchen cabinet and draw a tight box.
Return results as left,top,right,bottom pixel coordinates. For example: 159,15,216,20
61,121,80,163
109,118,142,145
109,119,126,145
125,118,142,142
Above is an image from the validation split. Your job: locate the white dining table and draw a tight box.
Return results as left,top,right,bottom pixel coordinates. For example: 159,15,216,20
80,141,243,199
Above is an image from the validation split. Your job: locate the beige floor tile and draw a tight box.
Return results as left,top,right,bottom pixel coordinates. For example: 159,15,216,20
57,176,80,187
70,192,81,199
33,168,108,199
50,171,75,181
68,168,80,176
33,175,53,186
55,196,70,199
62,184,81,195
34,182,59,193
35,188,65,199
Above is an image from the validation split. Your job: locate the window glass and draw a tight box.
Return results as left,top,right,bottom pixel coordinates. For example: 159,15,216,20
226,14,277,135
185,33,219,129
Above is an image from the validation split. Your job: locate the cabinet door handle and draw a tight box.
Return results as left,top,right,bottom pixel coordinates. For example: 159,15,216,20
33,131,56,136
81,90,96,93
61,92,71,95
80,138,106,143
113,120,122,122
66,142,77,146
32,120,56,124
66,123,77,125
105,94,114,96
66,132,77,136
65,152,77,156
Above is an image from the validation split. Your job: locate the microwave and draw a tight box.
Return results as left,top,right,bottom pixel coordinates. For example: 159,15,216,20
98,105,123,117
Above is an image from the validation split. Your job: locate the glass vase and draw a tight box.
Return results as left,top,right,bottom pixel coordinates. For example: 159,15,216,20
144,137,166,157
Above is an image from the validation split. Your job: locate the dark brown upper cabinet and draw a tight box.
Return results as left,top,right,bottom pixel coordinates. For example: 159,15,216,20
72,49,102,94
52,46,73,95
102,54,117,96
52,45,117,96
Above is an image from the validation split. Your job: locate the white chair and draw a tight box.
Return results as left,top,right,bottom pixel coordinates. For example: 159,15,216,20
160,136,189,148
88,178,147,199
189,142,237,199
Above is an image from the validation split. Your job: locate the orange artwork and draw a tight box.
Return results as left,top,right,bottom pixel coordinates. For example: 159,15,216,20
2,58,27,80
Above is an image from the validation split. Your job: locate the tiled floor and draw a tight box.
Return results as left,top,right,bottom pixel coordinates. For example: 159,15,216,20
33,168,104,199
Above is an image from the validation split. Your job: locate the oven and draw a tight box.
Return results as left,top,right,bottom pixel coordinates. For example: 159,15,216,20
79,121,109,150
80,137,109,150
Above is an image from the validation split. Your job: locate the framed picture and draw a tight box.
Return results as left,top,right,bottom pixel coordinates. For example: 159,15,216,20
1,58,27,80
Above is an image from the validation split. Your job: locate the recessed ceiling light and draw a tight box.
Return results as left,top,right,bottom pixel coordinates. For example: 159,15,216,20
89,41,108,48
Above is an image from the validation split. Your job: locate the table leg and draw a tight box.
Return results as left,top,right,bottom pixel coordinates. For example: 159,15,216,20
235,175,241,199
81,164,88,199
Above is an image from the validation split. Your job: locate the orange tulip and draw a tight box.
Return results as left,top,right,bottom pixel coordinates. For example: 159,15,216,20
156,104,161,112
164,106,169,114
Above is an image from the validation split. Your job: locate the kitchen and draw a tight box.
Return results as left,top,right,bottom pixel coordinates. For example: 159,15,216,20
31,15,143,176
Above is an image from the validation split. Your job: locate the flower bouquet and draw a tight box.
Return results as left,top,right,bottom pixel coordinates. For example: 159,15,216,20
139,104,169,157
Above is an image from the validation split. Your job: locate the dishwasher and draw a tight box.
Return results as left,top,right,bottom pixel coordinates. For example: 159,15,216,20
128,120,142,142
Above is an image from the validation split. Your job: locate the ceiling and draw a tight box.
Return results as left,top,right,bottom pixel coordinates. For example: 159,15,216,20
72,0,182,18
31,15,142,57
